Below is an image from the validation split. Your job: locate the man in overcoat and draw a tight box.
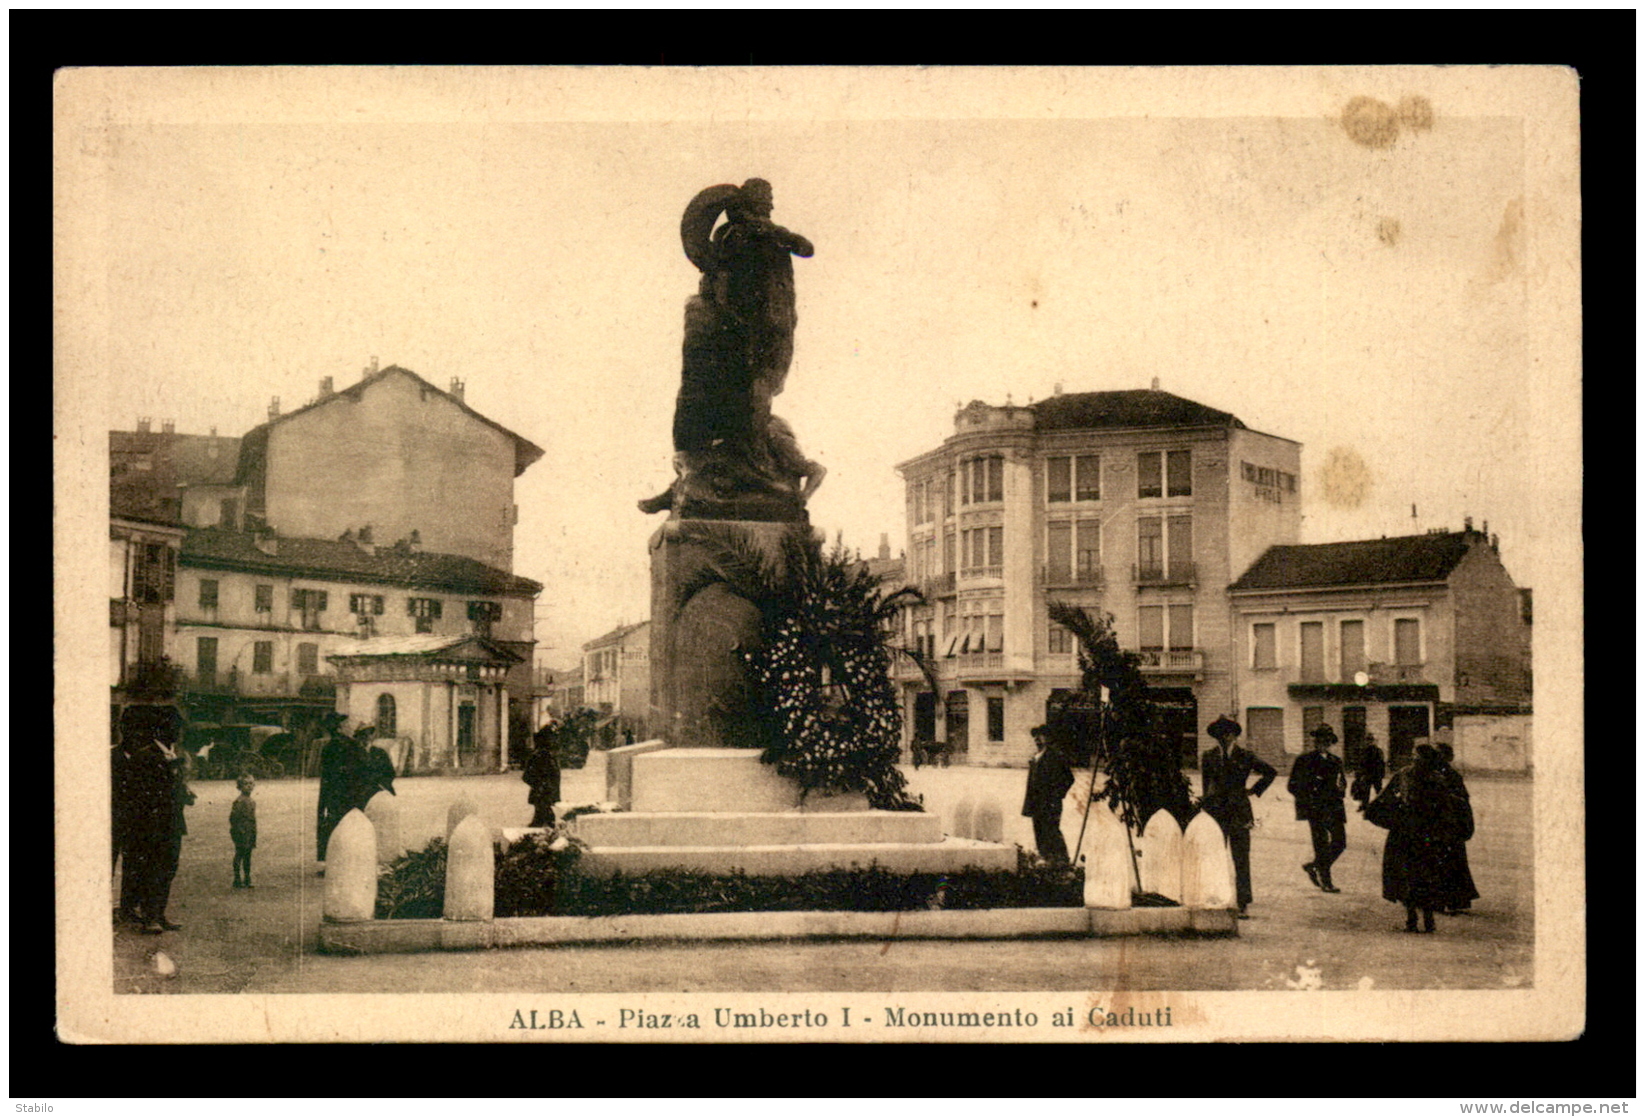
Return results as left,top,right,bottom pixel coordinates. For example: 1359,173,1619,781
524,719,563,828
1199,715,1277,916
315,714,354,865
1288,724,1348,892
1022,725,1074,865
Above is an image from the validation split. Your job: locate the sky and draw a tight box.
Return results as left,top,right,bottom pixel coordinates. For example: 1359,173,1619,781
75,68,1574,665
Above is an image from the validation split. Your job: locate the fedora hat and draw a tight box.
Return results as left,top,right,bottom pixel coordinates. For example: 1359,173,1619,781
1207,715,1242,740
1309,724,1339,744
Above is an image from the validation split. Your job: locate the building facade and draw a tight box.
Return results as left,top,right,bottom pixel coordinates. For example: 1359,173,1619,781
582,621,651,740
1227,526,1532,772
172,529,540,770
892,388,1302,767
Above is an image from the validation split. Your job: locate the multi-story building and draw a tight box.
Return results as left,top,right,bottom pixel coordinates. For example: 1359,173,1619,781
582,621,650,741
892,387,1302,767
109,362,547,770
1227,525,1532,772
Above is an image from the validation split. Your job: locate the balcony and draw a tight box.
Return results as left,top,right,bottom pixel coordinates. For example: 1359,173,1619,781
960,565,1003,581
1043,565,1105,589
921,571,956,597
1133,562,1197,587
1136,648,1204,676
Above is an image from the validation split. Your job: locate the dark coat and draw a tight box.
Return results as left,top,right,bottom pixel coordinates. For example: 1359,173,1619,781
351,745,397,810
1288,749,1347,822
1199,744,1277,830
1022,747,1074,819
1375,764,1476,909
523,734,562,808
318,737,354,810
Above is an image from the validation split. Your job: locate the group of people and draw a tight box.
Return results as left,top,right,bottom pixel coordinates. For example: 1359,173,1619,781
1021,714,1479,931
315,717,398,870
112,704,195,934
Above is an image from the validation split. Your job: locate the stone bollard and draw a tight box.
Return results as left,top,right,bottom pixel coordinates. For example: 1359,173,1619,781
1078,802,1133,910
364,790,402,864
1181,811,1237,910
1138,809,1185,903
323,809,378,922
443,815,495,922
949,797,976,840
974,801,1004,843
446,795,479,839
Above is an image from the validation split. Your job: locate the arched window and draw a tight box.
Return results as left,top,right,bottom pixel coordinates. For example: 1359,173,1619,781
377,693,397,737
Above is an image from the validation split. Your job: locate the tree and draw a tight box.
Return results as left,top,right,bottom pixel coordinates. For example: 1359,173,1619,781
1046,601,1192,834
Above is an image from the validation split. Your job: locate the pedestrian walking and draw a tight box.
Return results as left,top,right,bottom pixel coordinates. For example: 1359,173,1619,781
1289,724,1347,892
1351,734,1386,811
1022,725,1074,865
523,720,563,828
122,713,193,934
1199,715,1277,918
230,774,258,889
1434,737,1480,914
1366,744,1475,933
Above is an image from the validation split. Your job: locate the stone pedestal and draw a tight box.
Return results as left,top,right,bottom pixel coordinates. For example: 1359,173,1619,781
649,518,809,749
323,809,378,923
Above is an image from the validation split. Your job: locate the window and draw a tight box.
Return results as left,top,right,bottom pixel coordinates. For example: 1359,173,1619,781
350,593,385,615
1076,455,1100,501
1168,604,1194,650
1394,618,1422,665
198,579,218,609
1139,605,1165,652
292,588,328,630
1340,619,1366,681
132,544,176,604
1252,622,1277,669
254,584,273,613
1137,517,1163,575
985,611,1003,653
1047,456,1071,503
942,530,955,574
1300,621,1325,682
297,642,319,677
986,696,1005,743
377,693,397,737
1076,521,1101,578
1166,515,1192,577
1166,450,1191,496
961,526,1003,574
196,637,218,685
252,640,273,674
1049,623,1072,655
961,455,1004,504
1138,450,1191,498
1046,522,1071,581
468,600,503,633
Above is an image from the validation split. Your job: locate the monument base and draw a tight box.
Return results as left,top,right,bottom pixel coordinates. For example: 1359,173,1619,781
566,747,1017,877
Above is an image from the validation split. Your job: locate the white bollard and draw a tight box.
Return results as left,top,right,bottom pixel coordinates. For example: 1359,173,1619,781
974,801,1004,843
443,815,495,922
1078,803,1133,910
364,790,402,864
1138,809,1185,903
949,797,976,840
323,809,378,922
1181,811,1237,910
446,795,479,839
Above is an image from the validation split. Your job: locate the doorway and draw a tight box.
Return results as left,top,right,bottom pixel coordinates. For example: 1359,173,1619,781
1342,706,1368,769
1387,705,1431,769
944,691,969,762
913,691,937,741
457,703,476,764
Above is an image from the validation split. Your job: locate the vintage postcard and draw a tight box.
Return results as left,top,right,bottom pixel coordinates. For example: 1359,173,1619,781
55,65,1581,1044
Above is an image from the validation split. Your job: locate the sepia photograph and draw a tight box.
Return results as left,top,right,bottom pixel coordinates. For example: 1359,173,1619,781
54,64,1583,1045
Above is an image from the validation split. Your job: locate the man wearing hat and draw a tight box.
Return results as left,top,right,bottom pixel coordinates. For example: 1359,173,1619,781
1288,724,1348,892
1022,725,1075,865
1200,715,1277,916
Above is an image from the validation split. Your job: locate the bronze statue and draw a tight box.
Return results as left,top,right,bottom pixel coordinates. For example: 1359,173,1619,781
640,179,823,521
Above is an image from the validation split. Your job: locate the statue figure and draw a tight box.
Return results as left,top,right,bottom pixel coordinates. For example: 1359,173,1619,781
639,179,823,521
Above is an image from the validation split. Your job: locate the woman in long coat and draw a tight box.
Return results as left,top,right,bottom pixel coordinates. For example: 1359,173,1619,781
1369,745,1475,933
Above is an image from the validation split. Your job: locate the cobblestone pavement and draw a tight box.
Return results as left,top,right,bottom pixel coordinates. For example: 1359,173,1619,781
111,759,1532,995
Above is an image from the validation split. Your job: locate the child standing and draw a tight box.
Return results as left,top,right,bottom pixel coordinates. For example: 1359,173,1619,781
230,774,257,889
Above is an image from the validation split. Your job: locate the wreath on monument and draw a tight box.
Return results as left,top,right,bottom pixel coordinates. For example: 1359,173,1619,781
680,526,920,809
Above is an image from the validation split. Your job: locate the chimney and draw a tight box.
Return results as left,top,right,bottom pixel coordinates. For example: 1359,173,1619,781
1490,533,1500,551
878,533,891,560
358,524,373,546
407,529,422,553
252,526,278,556
161,419,175,435
319,376,334,398
1052,382,1063,396
209,426,217,438
1482,519,1489,537
1464,515,1473,533
370,355,379,373
136,417,152,434
449,377,465,401
268,396,281,421
1151,377,1161,391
